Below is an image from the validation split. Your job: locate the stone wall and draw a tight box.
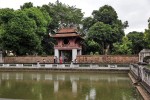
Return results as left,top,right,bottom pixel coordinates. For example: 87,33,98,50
3,55,138,64
4,56,54,63
77,55,138,64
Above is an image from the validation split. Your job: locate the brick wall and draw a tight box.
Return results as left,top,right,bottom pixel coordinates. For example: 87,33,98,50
3,55,139,64
77,55,139,64
4,56,54,63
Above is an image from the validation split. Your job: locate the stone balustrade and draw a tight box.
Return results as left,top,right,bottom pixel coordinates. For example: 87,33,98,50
130,64,150,93
0,63,129,70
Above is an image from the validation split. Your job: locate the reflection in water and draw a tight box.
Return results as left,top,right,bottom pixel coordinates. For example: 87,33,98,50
57,75,65,81
89,88,96,100
0,72,142,100
54,81,59,93
45,74,52,80
72,81,77,95
32,74,40,81
16,73,23,80
2,73,9,80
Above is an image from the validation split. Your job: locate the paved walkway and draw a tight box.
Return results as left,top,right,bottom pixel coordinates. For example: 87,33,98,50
128,73,150,100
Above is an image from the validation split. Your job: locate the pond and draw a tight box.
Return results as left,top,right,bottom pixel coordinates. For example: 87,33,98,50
0,72,142,100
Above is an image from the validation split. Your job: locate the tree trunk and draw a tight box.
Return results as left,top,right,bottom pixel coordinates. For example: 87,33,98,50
105,44,110,55
102,42,105,54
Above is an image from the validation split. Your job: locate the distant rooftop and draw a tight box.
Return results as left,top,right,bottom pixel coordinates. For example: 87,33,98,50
57,28,77,34
140,49,150,53
51,28,81,38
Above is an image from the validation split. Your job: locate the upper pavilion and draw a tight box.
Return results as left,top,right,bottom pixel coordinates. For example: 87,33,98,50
51,28,82,63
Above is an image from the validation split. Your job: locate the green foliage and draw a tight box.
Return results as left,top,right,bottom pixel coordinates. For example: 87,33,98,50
92,5,118,25
20,2,33,9
144,29,150,49
41,1,84,33
1,10,41,55
127,31,145,54
0,8,14,24
0,3,53,55
148,17,150,29
88,22,120,54
0,3,134,56
85,5,126,54
0,1,85,56
144,18,150,49
23,7,51,37
86,39,101,54
112,36,132,55
82,17,95,32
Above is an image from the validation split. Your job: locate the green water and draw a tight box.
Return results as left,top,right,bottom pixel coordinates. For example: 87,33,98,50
0,72,142,100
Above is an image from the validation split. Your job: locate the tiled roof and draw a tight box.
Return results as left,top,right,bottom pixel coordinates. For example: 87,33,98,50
50,28,83,38
140,49,150,53
57,28,77,34
51,33,80,37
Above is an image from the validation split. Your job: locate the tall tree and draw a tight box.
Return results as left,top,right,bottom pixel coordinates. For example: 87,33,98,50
22,6,52,55
0,8,15,51
144,17,150,49
148,17,150,29
41,1,84,34
23,7,51,37
127,31,145,54
0,8,14,24
20,2,33,9
144,29,150,49
87,5,126,54
88,22,117,54
92,5,118,25
0,10,41,55
82,17,95,34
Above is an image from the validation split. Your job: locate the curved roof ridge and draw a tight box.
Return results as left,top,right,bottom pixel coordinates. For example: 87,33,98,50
57,28,77,34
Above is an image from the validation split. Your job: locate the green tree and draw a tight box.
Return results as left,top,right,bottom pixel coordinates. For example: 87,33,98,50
112,36,132,55
84,5,127,54
23,7,52,54
23,7,51,37
0,8,14,34
0,8,15,51
148,17,150,29
92,5,127,36
1,10,41,55
84,39,101,54
20,2,33,9
144,29,150,49
88,22,120,54
41,1,84,33
144,18,150,49
0,8,15,24
82,17,95,34
127,31,145,54
92,5,118,25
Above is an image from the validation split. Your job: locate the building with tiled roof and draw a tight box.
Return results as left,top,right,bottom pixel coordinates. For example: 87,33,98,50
51,28,82,63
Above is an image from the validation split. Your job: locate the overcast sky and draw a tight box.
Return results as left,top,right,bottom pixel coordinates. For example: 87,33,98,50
0,0,150,34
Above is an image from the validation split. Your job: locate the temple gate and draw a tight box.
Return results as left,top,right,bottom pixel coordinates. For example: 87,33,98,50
51,28,82,63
